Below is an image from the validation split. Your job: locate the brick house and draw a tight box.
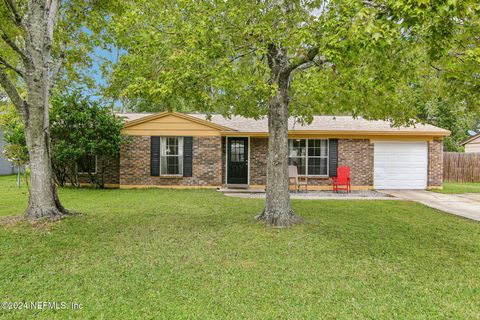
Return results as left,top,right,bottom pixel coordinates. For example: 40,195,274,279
96,111,450,190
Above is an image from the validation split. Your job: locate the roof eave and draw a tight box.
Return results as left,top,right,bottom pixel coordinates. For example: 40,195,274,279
123,111,236,132
461,132,480,145
220,130,451,137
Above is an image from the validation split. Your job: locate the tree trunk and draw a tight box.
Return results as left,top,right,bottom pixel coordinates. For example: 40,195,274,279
256,45,302,227
23,78,68,219
0,1,67,219
21,0,68,219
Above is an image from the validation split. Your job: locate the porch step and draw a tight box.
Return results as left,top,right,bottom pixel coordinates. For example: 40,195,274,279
225,184,249,189
217,187,265,193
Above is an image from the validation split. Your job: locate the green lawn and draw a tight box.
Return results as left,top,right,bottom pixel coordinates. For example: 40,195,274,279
0,175,479,319
434,181,480,194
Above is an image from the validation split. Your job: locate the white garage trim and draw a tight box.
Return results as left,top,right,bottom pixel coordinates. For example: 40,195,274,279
374,142,428,190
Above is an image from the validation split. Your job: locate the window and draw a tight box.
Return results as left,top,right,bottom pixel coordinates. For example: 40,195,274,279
230,139,245,162
307,139,328,175
78,155,97,174
160,137,183,175
288,139,328,176
288,139,307,175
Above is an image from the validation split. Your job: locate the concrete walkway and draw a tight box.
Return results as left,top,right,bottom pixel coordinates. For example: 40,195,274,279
223,190,399,200
383,190,480,222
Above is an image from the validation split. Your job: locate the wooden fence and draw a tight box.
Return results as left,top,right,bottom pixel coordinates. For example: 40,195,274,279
443,152,480,182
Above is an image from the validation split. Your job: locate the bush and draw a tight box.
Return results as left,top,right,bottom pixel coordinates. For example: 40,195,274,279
50,92,125,188
1,92,125,188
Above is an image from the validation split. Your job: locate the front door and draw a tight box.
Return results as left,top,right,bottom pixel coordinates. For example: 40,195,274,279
227,137,248,184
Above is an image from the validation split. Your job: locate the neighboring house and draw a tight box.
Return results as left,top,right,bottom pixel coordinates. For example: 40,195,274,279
461,132,480,153
88,112,450,190
0,129,16,175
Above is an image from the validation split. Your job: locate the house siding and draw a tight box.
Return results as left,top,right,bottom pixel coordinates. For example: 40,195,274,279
465,143,480,153
0,129,16,176
464,136,480,153
120,136,222,187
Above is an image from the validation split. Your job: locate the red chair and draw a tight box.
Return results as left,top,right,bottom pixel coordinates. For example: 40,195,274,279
332,166,351,193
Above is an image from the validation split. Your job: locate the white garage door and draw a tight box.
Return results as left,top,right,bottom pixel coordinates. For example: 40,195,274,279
374,142,428,189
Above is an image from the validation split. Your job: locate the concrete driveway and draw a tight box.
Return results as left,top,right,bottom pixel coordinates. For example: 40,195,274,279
383,190,480,222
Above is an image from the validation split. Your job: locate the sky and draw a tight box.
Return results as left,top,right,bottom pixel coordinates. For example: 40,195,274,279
83,45,120,103
78,25,124,107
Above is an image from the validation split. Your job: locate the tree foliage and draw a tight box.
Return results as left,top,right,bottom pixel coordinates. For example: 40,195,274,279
50,92,125,188
0,0,123,94
105,0,478,121
0,92,125,188
415,3,480,150
413,58,480,151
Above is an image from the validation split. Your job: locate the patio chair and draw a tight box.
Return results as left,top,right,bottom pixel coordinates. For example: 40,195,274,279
332,166,351,193
289,165,308,193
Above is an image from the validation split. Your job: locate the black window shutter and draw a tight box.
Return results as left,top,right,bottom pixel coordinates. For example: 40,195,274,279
150,136,160,176
183,137,193,177
328,139,338,178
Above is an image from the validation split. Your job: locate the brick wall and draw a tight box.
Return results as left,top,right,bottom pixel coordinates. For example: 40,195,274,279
245,138,374,186
77,155,119,186
118,136,442,188
428,138,443,187
100,156,120,185
119,136,222,186
221,137,226,184
338,139,374,186
249,138,268,185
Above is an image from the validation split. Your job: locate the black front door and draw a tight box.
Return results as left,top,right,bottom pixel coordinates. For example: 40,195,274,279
227,137,248,184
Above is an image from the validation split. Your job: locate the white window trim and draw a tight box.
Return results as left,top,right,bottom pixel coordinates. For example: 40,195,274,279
288,138,329,177
160,136,184,177
78,155,97,174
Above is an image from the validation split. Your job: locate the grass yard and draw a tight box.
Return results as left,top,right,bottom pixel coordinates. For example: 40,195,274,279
0,175,479,319
433,181,480,194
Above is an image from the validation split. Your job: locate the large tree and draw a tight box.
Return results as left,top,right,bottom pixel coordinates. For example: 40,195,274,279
106,0,477,226
414,7,480,151
0,0,68,218
0,0,118,219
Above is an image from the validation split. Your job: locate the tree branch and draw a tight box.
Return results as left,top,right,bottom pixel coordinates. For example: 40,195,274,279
0,26,29,63
229,48,257,63
50,41,66,92
0,67,26,115
0,56,25,78
3,0,23,27
295,61,316,71
289,47,319,72
361,0,389,11
45,0,59,48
